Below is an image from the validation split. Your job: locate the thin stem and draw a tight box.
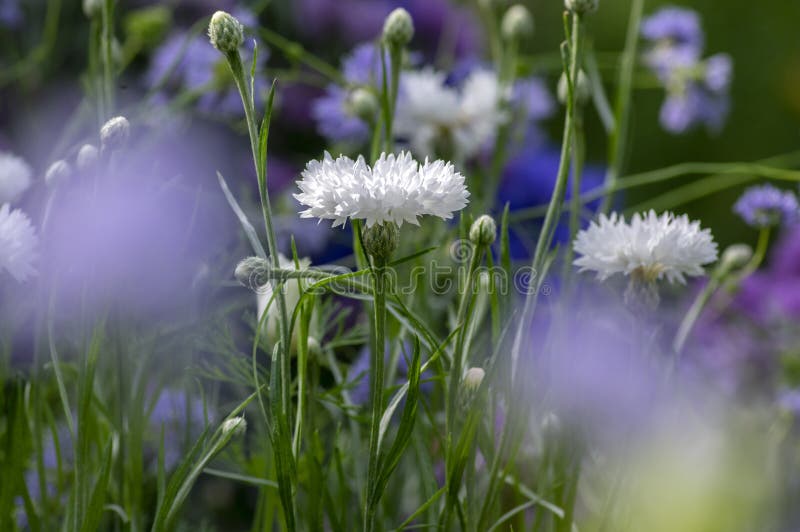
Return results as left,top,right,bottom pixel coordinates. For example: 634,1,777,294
600,0,644,213
563,112,586,282
365,258,388,532
672,276,719,356
510,12,584,377
257,27,346,85
101,0,115,116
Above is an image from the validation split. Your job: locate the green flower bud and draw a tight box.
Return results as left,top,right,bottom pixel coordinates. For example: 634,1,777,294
83,0,102,18
565,0,598,15
347,88,379,122
45,160,71,187
208,11,244,54
362,222,400,262
234,256,270,289
501,5,534,41
718,244,753,276
221,416,247,438
76,144,99,171
463,367,486,392
382,8,414,48
470,215,497,247
557,70,591,106
100,116,130,151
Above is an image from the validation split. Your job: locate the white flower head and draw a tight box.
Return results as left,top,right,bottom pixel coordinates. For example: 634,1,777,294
394,68,508,160
0,151,33,204
0,203,38,282
573,210,718,284
295,151,469,228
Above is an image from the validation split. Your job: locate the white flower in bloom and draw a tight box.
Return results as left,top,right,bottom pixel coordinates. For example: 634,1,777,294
295,151,469,227
394,68,508,160
0,151,33,204
573,210,718,284
0,203,38,282
257,254,311,343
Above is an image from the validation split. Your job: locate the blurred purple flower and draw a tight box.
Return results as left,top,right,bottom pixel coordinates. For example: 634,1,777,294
150,388,209,470
779,389,800,417
293,0,481,58
642,7,733,134
641,6,704,75
0,0,22,28
312,43,383,144
146,8,269,116
734,185,799,228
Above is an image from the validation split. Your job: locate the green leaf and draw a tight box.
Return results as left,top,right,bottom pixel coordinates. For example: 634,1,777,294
217,171,267,259
257,81,278,190
80,437,115,532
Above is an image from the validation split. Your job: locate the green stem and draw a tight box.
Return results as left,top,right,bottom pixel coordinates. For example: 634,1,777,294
600,0,644,213
510,12,583,376
365,258,388,532
563,112,586,282
257,27,346,85
225,49,296,530
672,276,719,356
101,0,116,116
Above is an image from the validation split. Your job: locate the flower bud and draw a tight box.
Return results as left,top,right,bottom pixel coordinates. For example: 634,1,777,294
501,5,534,41
565,0,598,14
234,256,270,289
208,11,244,54
100,116,130,151
382,8,414,48
307,336,322,358
470,215,497,247
718,244,752,275
463,367,486,392
83,0,102,18
557,70,591,105
221,416,247,438
76,144,99,171
362,222,400,262
347,88,379,122
45,160,71,187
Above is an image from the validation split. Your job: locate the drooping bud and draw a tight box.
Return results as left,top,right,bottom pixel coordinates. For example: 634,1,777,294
208,11,244,54
347,88,379,122
100,116,130,151
463,367,486,392
718,244,753,276
221,416,247,438
83,0,102,18
382,8,414,48
565,0,598,15
557,70,591,106
501,5,534,41
45,160,71,187
234,256,270,289
76,144,99,171
362,222,400,262
470,215,497,247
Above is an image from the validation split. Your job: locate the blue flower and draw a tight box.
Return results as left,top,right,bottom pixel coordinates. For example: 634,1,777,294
498,146,606,259
733,185,799,228
641,7,733,134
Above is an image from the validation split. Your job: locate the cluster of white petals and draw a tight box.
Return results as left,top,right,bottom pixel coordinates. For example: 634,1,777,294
0,151,32,204
0,203,38,282
394,68,507,160
573,210,718,284
295,151,469,227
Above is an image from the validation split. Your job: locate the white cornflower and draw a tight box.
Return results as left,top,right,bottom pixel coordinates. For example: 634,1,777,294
0,151,32,204
256,254,311,343
573,210,718,284
394,68,508,160
295,151,469,227
0,203,38,282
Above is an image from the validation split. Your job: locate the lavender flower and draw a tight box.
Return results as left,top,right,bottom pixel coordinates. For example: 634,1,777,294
146,8,268,116
641,7,733,134
0,0,22,28
733,185,799,228
312,43,383,145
